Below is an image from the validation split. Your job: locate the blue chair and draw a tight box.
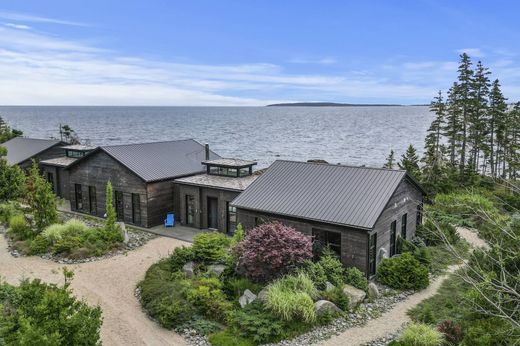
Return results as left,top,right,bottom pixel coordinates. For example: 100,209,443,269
164,213,175,227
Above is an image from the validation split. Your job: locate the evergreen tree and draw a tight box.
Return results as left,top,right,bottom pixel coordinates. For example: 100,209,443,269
469,61,491,173
383,149,396,169
486,79,507,178
0,147,26,201
399,144,421,179
443,83,462,167
105,181,117,233
0,116,23,143
27,161,58,231
425,90,445,156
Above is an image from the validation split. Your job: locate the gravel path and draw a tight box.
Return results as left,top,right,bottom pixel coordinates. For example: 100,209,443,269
0,234,189,346
320,226,486,346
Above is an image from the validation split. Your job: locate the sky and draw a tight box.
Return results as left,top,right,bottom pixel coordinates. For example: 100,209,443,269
1,0,520,106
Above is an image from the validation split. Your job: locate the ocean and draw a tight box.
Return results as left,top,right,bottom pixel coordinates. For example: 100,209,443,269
0,106,433,168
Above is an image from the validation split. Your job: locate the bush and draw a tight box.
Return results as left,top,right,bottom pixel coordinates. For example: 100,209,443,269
61,219,89,237
320,287,350,311
398,323,443,346
377,253,429,290
234,222,313,282
185,277,232,320
8,214,32,240
53,236,83,254
0,201,22,225
265,272,317,323
192,232,231,263
416,219,460,246
228,301,284,344
42,223,66,243
305,251,345,290
437,320,463,345
168,246,195,271
177,316,222,335
223,277,263,300
344,267,368,291
208,330,255,346
29,234,50,254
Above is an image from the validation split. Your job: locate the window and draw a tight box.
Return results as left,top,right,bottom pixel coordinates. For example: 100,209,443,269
46,172,54,191
239,167,251,177
186,195,195,225
312,229,342,258
227,202,237,234
416,203,423,227
88,186,97,215
390,220,397,256
207,165,243,177
209,166,219,175
74,184,83,210
401,213,408,239
66,150,85,158
132,193,141,225
368,233,377,276
114,191,124,221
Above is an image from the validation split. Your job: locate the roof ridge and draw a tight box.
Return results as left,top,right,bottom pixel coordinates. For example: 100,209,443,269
273,159,407,173
101,138,196,148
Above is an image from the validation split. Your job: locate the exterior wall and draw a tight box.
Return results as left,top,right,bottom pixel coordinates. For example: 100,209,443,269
236,209,368,273
371,178,424,265
67,151,149,227
19,145,65,171
147,180,175,228
176,183,240,232
40,165,70,199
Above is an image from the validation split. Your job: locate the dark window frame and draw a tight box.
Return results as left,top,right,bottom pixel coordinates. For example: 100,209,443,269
114,190,124,222
368,233,377,276
186,195,195,226
416,203,423,227
226,202,237,234
74,184,83,210
401,213,408,239
88,186,97,215
312,228,342,258
390,220,397,256
132,193,141,225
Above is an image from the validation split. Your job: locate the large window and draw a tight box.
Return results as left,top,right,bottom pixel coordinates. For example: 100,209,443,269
312,229,341,258
390,220,397,256
227,202,237,234
132,193,141,225
239,167,251,177
401,213,408,239
368,233,377,276
207,165,244,177
46,172,55,191
186,195,195,225
66,150,85,158
114,191,124,221
74,184,83,210
88,186,97,215
416,203,423,227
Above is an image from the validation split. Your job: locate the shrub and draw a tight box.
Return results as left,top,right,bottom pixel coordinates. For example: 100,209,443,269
223,277,263,300
317,250,345,287
208,330,255,346
192,232,231,263
177,316,222,335
305,260,328,290
416,220,460,246
42,223,66,243
228,301,285,344
265,272,317,323
29,234,50,254
168,246,195,271
437,320,463,345
0,201,22,225
27,161,58,231
344,267,368,291
61,219,89,237
320,286,350,311
398,323,443,346
185,277,232,320
234,222,313,282
377,253,429,290
53,236,82,254
8,214,32,240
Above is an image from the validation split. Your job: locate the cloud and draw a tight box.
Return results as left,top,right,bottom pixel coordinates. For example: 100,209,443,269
4,22,30,30
288,57,337,65
0,11,87,26
456,48,485,58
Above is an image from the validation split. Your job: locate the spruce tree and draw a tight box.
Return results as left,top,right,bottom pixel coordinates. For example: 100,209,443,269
487,79,507,178
0,148,26,201
469,61,491,173
27,161,58,231
399,144,421,179
105,181,117,233
443,83,462,167
383,149,396,169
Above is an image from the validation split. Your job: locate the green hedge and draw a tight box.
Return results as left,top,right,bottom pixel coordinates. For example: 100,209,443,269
377,253,429,290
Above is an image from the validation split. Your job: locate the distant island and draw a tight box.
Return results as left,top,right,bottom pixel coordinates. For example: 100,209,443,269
266,102,404,107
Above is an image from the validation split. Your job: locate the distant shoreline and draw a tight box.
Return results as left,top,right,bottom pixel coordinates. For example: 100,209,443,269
266,102,424,107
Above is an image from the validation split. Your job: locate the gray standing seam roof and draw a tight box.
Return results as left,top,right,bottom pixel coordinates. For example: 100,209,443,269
99,139,221,182
1,137,61,165
231,160,413,230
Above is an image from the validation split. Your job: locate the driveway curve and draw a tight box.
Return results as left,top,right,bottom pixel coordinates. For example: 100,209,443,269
0,235,189,346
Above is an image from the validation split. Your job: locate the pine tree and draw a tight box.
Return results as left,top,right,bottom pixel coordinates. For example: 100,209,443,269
486,79,507,178
469,61,491,173
0,116,23,143
383,149,396,169
27,161,58,231
443,83,462,167
425,91,445,156
0,148,26,201
399,145,421,179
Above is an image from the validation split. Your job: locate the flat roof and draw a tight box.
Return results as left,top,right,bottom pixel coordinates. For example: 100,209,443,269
175,173,259,191
40,156,79,167
61,144,97,151
202,158,257,168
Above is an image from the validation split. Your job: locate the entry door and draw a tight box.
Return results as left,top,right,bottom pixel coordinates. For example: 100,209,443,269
115,190,124,221
207,197,218,229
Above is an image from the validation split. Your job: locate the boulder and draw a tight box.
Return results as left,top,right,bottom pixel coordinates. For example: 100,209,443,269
257,287,268,302
325,281,335,292
314,300,342,316
183,261,195,278
368,282,380,301
239,289,257,308
208,264,226,277
342,284,367,310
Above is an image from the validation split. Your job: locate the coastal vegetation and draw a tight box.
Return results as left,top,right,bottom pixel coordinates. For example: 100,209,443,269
0,116,22,143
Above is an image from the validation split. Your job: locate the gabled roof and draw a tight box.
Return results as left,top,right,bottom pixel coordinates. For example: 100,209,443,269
1,137,62,165
68,139,221,182
231,160,425,230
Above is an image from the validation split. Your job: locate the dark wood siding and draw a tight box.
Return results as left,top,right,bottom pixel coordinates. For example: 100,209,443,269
40,164,70,198
146,181,174,228
19,146,65,170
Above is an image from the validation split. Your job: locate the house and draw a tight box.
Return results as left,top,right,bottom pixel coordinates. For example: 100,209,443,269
1,137,67,170
65,140,220,228
40,145,96,198
174,158,259,233
231,160,426,276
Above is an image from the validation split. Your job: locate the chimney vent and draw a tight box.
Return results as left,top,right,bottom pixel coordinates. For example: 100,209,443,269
205,144,210,160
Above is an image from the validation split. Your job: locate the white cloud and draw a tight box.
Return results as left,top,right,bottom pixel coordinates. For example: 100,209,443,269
0,11,87,26
456,48,485,58
4,22,30,30
288,57,337,65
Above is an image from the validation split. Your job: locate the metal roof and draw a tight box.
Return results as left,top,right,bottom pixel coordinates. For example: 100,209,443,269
231,160,417,230
1,137,61,165
40,156,79,167
175,173,259,191
93,139,221,182
202,158,257,167
61,144,96,151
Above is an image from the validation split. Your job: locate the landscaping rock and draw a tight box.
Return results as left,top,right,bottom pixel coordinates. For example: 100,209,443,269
325,281,335,292
183,261,195,278
368,282,380,301
239,289,257,307
343,284,367,309
207,264,226,277
314,300,342,316
257,287,268,302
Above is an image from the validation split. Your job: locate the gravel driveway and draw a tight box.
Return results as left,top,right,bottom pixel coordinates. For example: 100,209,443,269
0,235,189,346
